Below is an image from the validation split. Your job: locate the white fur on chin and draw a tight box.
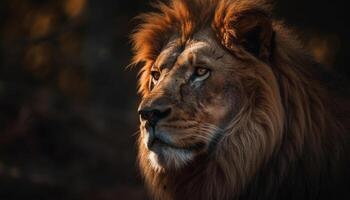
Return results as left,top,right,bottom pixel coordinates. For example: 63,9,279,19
148,147,194,172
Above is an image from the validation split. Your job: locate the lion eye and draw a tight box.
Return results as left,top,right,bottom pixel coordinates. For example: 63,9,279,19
192,67,210,83
151,70,161,81
195,67,209,77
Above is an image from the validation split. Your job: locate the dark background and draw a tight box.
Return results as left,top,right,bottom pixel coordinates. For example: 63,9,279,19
0,0,348,199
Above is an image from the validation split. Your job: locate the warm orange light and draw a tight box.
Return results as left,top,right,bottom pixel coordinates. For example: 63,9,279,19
24,43,52,79
30,13,54,38
307,34,340,68
64,0,86,18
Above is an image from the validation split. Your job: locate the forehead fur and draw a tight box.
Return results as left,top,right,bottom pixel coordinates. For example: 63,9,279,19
131,0,271,95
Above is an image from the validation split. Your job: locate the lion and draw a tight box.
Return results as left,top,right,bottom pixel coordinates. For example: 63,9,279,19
131,0,350,199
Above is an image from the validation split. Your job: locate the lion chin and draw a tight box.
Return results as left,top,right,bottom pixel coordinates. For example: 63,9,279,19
147,145,194,172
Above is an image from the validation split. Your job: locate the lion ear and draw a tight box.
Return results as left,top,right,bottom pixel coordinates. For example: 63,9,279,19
216,10,274,61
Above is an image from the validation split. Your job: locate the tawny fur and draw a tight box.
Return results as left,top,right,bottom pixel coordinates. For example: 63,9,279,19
131,0,350,199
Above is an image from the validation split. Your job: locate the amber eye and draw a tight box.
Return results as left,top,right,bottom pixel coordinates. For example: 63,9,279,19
151,70,161,81
195,67,210,77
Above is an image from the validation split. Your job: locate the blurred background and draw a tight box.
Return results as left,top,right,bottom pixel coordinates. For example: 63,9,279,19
0,0,348,199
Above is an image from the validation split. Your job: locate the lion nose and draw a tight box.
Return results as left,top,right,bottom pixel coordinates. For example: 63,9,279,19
138,107,171,127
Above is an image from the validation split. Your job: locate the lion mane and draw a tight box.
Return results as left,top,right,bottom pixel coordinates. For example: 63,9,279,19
131,0,350,199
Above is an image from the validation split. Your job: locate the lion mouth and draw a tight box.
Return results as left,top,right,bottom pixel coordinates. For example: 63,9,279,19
144,127,208,170
150,137,203,150
148,137,175,149
146,127,205,152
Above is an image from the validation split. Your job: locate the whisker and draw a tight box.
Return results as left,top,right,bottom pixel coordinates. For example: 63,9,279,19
195,123,223,143
131,129,141,137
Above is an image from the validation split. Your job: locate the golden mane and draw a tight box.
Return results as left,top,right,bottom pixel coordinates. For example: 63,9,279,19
131,0,350,199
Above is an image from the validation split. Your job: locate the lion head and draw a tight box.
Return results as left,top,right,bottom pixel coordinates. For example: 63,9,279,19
134,0,283,171
131,0,349,199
